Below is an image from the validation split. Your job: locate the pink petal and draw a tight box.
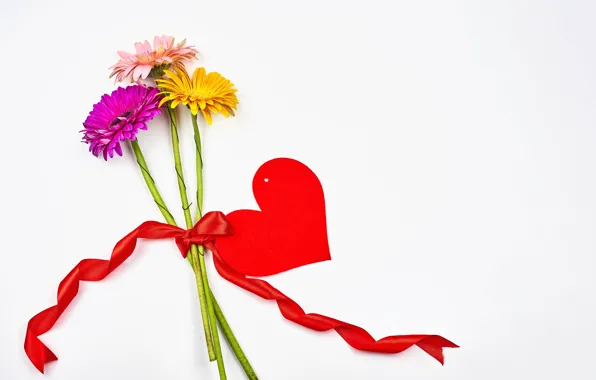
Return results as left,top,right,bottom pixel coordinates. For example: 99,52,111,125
162,35,174,48
117,50,133,59
135,42,145,54
132,67,143,81
123,64,137,76
139,65,152,79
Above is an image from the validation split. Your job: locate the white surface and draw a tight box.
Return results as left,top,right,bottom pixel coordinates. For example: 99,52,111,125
1,0,596,379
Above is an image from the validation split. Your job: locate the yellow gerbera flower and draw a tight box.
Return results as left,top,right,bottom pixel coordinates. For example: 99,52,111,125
156,67,238,125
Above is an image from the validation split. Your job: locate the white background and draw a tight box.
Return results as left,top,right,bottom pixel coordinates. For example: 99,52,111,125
1,0,595,379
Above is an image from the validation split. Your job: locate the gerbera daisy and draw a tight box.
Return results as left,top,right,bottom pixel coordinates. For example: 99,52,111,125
156,67,238,125
109,35,198,82
81,86,162,160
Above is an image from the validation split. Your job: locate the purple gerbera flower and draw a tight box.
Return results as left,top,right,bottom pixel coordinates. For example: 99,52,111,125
81,85,162,160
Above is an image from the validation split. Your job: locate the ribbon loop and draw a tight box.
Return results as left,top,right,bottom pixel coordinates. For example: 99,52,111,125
190,211,234,240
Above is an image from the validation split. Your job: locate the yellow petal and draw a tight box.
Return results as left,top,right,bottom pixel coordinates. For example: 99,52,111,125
177,66,192,89
223,105,236,116
201,109,212,125
192,68,200,89
159,97,169,107
194,67,206,89
164,69,186,91
171,99,181,109
189,102,199,115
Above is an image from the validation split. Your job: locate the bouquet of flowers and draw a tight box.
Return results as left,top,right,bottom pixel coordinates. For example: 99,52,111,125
25,35,457,379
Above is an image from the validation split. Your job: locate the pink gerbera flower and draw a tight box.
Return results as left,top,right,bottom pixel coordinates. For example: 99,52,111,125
109,35,198,82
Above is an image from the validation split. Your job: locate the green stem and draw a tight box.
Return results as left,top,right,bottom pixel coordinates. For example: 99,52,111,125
131,137,249,379
167,106,218,364
201,259,226,377
212,291,258,380
190,113,225,378
130,140,176,226
169,107,194,229
130,139,212,358
192,113,257,379
193,114,204,222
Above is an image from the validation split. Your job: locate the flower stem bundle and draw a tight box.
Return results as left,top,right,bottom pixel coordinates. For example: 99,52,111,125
80,35,256,380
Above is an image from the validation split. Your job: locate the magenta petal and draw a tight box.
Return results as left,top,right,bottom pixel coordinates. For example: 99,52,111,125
81,85,161,160
115,143,123,156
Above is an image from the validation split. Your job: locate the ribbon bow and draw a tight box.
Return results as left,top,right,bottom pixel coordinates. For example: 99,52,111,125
173,211,233,256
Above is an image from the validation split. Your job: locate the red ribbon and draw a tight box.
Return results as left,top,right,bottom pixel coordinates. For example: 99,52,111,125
211,255,458,363
24,211,231,373
25,211,457,373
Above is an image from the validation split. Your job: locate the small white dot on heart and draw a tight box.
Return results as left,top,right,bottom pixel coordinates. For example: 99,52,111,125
264,178,269,182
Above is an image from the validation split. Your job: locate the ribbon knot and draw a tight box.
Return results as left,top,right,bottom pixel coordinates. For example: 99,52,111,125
175,230,198,257
174,211,234,257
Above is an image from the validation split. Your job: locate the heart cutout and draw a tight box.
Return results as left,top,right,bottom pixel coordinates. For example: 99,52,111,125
215,158,331,277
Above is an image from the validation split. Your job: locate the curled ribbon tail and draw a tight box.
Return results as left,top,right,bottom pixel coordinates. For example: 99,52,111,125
24,220,185,373
24,213,233,374
25,307,59,373
209,243,458,364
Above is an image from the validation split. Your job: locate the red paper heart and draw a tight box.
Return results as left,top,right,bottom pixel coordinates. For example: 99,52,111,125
215,158,331,276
